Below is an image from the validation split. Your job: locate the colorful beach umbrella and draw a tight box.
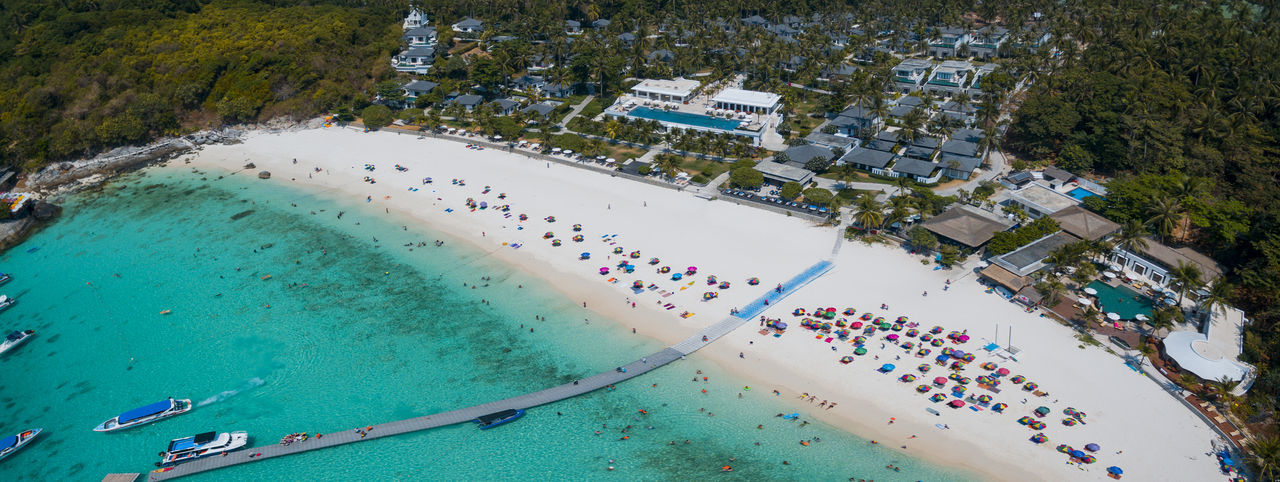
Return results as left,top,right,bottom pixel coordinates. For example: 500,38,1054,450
930,393,947,402
1011,375,1026,384
992,403,1008,413
747,277,759,285
1030,433,1048,444
906,329,919,337
900,374,916,382
851,322,864,329
916,385,931,393
933,377,947,385
917,364,931,373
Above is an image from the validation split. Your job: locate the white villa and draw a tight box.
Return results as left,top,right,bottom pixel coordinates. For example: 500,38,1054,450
393,9,437,73
630,78,701,103
403,8,426,30
711,88,782,115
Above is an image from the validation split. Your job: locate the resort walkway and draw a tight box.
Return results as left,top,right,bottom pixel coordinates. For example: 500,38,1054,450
556,95,596,127
145,260,834,481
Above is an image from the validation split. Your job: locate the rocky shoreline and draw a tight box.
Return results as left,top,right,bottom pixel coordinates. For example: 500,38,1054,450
2,116,324,250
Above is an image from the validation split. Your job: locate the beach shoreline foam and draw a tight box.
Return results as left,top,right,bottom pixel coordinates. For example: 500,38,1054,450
175,126,1224,481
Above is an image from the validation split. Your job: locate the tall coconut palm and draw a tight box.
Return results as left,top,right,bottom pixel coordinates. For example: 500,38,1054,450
1247,435,1280,482
1114,219,1149,255
1169,260,1204,307
1197,278,1234,322
852,193,884,230
1146,196,1184,243
1036,279,1066,307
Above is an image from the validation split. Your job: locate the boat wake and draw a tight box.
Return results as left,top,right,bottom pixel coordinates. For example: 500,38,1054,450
197,377,265,407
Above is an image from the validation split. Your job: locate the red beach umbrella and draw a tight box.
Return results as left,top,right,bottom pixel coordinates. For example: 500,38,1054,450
933,377,947,385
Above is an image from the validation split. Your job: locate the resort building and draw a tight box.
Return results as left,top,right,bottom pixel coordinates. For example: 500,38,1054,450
968,63,999,96
992,232,1079,277
403,26,437,47
521,102,557,122
1048,205,1119,241
968,26,1009,59
754,161,814,186
920,204,1015,250
829,105,883,136
892,59,934,93
403,8,426,30
401,80,438,103
804,131,858,152
448,94,484,112
491,98,520,116
393,46,435,74
838,147,894,175
924,60,973,95
630,78,700,104
565,20,582,35
781,144,834,168
711,88,782,115
929,27,970,58
452,17,484,35
888,157,941,183
1108,237,1224,291
1003,182,1080,218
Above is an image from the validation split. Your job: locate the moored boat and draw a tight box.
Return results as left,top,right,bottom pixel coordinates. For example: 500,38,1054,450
0,295,15,312
0,274,11,286
474,409,524,430
95,398,192,432
0,428,41,462
157,431,248,466
0,330,33,356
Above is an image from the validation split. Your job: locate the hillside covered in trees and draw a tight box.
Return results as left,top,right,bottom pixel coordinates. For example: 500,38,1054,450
0,0,402,169
1006,0,1280,403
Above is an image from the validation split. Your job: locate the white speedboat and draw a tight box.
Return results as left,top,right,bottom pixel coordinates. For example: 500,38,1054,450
0,295,15,312
0,274,11,286
157,431,248,466
0,330,33,356
94,398,192,432
0,428,41,462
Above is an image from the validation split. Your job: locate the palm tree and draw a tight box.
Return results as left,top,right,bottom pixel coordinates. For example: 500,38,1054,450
1114,219,1150,255
1210,376,1240,404
1080,306,1102,326
1169,261,1204,307
894,176,915,196
1197,278,1234,322
1036,279,1066,307
1146,196,1184,243
1147,305,1178,338
651,155,680,178
1248,435,1280,482
852,193,884,230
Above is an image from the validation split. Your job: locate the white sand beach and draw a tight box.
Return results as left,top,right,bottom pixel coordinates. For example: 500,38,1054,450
178,126,1225,481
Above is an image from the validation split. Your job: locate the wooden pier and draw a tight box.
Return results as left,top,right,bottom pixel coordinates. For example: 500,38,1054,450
146,260,833,481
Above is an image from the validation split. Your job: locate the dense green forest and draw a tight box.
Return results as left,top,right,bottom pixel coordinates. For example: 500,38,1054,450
1005,0,1280,408
0,0,402,169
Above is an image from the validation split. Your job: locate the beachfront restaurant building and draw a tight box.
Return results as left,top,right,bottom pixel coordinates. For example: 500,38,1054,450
630,78,700,104
920,204,1015,251
711,88,782,115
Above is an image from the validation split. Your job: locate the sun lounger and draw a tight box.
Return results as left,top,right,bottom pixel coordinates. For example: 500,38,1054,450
1230,431,1241,437
665,305,675,310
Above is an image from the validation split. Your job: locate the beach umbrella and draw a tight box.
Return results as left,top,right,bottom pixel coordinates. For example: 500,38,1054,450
930,393,947,402
1011,375,1026,384
1135,313,1149,321
613,247,624,254
1085,443,1100,452
840,356,854,364
1030,433,1048,444
1057,444,1073,453
853,336,867,344
993,403,1008,412
649,257,660,264
573,235,584,242
747,277,760,285
572,224,582,231
1018,416,1033,425
977,394,992,404
1107,467,1123,475
581,252,591,259
918,364,931,373
851,322,864,329
551,239,562,246
930,326,943,334
934,377,948,386
1024,382,1039,391
949,400,966,408
599,267,610,275
981,362,998,370
659,266,671,273
632,280,644,289
936,354,950,362
687,266,698,274
931,339,945,347
1077,297,1092,306
997,368,1010,376
1062,418,1078,426
906,329,919,337
1107,312,1121,321
854,347,868,356
886,334,900,341
879,322,892,330
1084,287,1098,295
1035,406,1051,416
1070,450,1086,458
916,385,931,393
917,348,931,357
880,364,896,372
957,334,970,343
920,333,933,342
860,313,873,320
901,342,915,350
843,308,856,316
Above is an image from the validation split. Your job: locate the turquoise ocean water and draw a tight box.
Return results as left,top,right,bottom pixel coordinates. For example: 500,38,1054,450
0,167,974,481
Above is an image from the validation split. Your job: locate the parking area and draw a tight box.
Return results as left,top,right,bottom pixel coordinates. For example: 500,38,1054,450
719,188,831,217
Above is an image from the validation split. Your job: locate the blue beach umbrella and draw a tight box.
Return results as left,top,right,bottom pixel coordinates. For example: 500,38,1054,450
1107,467,1123,475
880,364,895,372
936,354,950,362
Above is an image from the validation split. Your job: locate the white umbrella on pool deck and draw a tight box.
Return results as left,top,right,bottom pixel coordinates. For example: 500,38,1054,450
1107,312,1121,321
1084,287,1098,295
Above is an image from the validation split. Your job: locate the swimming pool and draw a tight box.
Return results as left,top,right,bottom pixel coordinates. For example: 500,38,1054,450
1068,187,1102,201
627,106,743,131
1087,280,1154,320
